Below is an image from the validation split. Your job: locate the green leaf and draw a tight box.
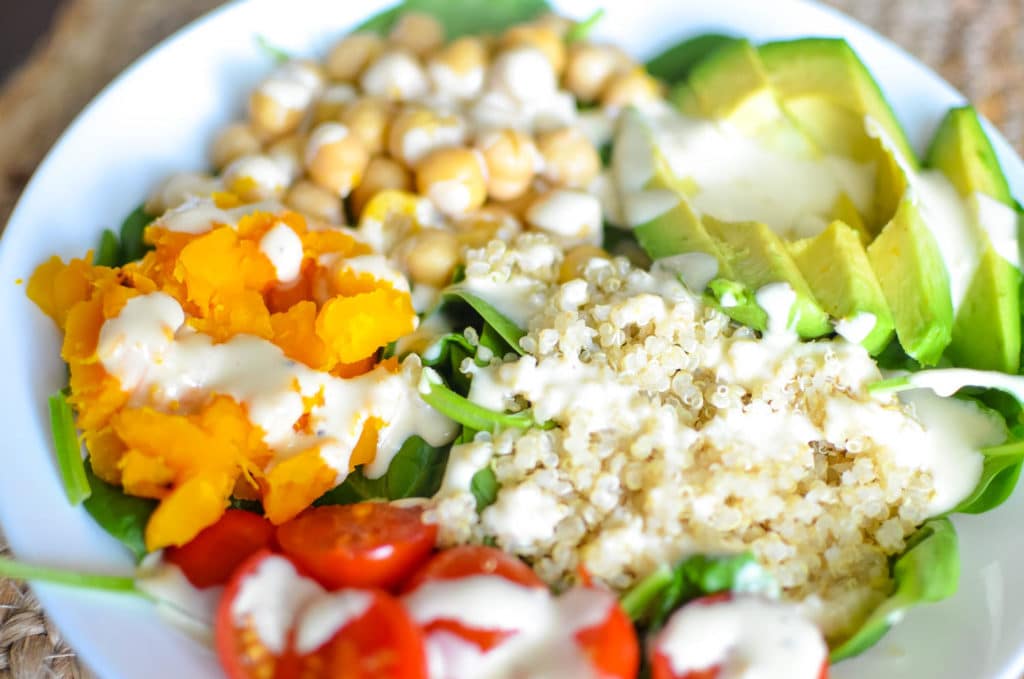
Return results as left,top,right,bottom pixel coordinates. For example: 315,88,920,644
420,333,476,368
645,33,739,84
470,466,499,511
478,323,515,359
443,288,526,355
48,391,91,506
954,425,1024,514
256,35,291,63
565,8,604,43
0,556,141,595
317,435,450,505
620,552,774,628
357,0,550,38
93,229,123,268
418,367,540,431
119,205,154,264
830,518,959,662
82,459,157,562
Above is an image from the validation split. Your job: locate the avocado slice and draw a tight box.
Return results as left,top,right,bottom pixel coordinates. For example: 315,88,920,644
705,216,832,338
790,220,895,354
926,106,1022,373
867,193,954,366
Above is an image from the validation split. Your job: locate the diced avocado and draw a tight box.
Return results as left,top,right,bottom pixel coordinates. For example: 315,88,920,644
829,192,870,243
867,195,954,366
708,278,767,329
790,220,895,354
646,33,741,85
704,217,832,338
926,106,1022,373
634,198,734,270
758,38,918,168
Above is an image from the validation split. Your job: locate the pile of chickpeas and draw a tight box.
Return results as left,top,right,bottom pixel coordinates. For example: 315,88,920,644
147,11,664,288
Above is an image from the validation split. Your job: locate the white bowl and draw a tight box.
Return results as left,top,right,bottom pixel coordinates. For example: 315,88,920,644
0,1,1021,677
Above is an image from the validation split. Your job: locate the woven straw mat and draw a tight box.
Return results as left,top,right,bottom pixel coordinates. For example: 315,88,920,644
0,0,1021,677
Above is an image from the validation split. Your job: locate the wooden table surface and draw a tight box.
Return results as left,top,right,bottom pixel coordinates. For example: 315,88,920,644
0,1,1022,677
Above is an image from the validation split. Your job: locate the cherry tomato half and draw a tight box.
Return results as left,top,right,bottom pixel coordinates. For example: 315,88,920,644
166,509,275,588
574,591,639,679
650,594,829,679
276,503,437,591
402,545,546,652
281,589,429,679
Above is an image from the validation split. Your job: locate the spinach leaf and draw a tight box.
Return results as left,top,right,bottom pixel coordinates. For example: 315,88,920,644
228,497,265,514
0,556,141,595
316,435,450,505
954,424,1024,514
418,367,540,431
565,8,604,43
470,466,499,511
620,552,774,628
93,229,123,268
48,390,91,505
82,459,156,562
478,323,515,359
645,33,739,84
443,288,526,355
357,0,550,39
420,333,476,368
119,205,154,264
830,518,959,662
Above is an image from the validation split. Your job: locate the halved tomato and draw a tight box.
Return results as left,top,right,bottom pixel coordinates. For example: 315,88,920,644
165,509,275,588
574,591,639,679
277,503,437,590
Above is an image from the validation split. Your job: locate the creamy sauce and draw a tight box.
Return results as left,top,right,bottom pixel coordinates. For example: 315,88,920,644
974,192,1021,267
429,63,486,100
656,597,826,679
402,576,613,679
152,198,285,235
400,118,467,165
908,367,1024,402
524,189,603,247
96,293,458,480
230,554,324,654
136,557,221,644
754,282,797,336
259,222,304,283
360,51,429,101
294,590,374,654
834,311,877,345
222,154,290,198
651,252,720,293
305,122,351,165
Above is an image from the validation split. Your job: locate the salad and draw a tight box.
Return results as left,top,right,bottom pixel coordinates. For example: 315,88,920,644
7,1,1024,677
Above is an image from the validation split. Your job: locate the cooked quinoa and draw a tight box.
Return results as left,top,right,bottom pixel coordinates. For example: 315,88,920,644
428,234,946,640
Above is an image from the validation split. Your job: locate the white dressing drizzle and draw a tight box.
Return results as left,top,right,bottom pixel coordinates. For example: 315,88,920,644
96,293,458,480
834,311,877,345
294,590,374,654
230,554,324,654
259,222,305,283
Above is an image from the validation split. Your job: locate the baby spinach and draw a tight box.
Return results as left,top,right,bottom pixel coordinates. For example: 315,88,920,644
48,390,91,506
620,552,774,628
645,33,739,84
82,459,156,562
93,229,123,268
478,323,516,359
357,0,550,39
316,435,450,505
419,367,540,432
954,425,1024,514
119,205,154,264
565,8,604,43
470,466,499,511
443,288,526,355
830,518,959,662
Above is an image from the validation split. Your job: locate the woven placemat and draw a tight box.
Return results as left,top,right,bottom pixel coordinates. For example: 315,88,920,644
1,1,1022,676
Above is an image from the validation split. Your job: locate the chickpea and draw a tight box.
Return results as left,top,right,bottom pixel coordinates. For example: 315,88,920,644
248,61,324,138
388,107,466,166
360,50,430,102
563,43,628,103
267,133,306,183
501,24,566,75
388,12,445,57
536,127,601,189
325,32,384,81
398,228,460,287
285,179,344,224
305,122,370,197
600,68,663,109
145,171,220,214
338,97,393,155
453,206,522,247
559,244,610,282
349,155,413,218
492,186,539,220
210,123,262,171
427,37,488,100
525,189,603,247
311,83,359,124
222,154,290,202
476,128,537,201
415,147,487,216
490,46,557,103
